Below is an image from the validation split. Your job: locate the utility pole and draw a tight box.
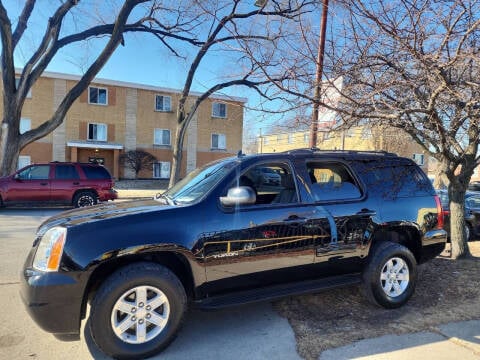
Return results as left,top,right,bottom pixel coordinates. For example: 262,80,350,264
309,0,330,148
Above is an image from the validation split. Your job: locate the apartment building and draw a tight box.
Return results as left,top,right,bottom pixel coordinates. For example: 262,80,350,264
4,71,246,179
258,125,430,172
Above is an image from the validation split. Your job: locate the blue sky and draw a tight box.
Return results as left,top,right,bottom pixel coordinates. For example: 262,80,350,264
5,0,322,142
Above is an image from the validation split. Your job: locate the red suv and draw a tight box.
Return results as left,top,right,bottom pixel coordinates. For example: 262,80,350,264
0,162,117,207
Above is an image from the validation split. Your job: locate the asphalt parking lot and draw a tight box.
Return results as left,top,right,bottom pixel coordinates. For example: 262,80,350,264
0,208,300,360
2,207,480,360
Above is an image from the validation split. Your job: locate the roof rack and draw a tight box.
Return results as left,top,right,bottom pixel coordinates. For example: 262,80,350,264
284,148,397,157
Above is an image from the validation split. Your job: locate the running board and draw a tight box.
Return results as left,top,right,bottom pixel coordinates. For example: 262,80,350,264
195,273,362,310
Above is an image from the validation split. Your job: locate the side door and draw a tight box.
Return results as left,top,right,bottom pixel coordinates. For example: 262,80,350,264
304,160,377,273
6,164,51,202
200,160,335,295
50,164,81,202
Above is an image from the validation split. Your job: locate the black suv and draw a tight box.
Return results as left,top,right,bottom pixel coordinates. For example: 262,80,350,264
21,150,447,359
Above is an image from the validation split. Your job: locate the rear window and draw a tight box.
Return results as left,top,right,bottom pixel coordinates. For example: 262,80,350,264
81,165,111,180
353,159,433,199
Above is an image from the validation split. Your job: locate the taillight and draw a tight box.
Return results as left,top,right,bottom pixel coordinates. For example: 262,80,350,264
434,195,444,229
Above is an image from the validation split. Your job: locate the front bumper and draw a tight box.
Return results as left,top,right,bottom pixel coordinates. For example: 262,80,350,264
20,266,86,338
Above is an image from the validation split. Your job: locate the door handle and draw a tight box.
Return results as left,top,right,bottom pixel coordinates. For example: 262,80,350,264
356,208,376,217
40,182,48,186
73,182,80,185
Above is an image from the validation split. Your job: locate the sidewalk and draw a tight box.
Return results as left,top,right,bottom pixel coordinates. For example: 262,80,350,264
319,319,480,359
115,179,167,200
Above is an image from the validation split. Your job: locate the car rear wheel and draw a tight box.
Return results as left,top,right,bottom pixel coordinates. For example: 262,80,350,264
89,262,187,359
466,223,472,241
362,241,417,309
73,191,97,207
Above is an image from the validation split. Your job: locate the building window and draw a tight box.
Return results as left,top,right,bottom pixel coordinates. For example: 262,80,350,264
20,118,31,134
304,133,309,143
264,137,269,145
16,78,32,98
288,134,293,144
153,161,171,179
88,123,107,141
155,95,172,112
154,129,171,146
212,133,226,149
212,102,227,118
89,86,108,105
413,153,425,166
277,134,282,143
17,155,31,169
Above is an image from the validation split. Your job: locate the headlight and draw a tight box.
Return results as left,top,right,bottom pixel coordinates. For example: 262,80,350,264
32,227,67,272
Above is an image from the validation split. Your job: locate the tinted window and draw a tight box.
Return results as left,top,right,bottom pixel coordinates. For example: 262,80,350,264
307,161,361,201
55,165,80,180
81,165,111,179
17,165,50,180
354,160,433,199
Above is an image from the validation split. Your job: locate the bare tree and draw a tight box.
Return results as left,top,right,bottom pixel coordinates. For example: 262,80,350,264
318,0,480,259
0,0,201,177
166,0,317,187
120,150,157,179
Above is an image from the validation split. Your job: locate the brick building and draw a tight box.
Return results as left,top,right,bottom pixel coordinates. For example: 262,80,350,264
2,71,246,179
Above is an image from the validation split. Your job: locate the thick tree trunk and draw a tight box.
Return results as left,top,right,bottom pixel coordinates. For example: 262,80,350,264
448,185,471,259
0,121,21,175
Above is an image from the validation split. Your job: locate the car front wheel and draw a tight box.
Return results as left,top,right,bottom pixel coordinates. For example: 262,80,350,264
89,262,187,359
362,241,417,309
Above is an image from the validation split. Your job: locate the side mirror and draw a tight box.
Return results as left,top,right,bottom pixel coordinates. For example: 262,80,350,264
14,173,20,180
220,186,256,207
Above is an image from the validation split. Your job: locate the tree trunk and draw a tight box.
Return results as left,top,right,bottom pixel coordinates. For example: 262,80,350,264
0,121,21,175
448,185,471,259
169,121,187,188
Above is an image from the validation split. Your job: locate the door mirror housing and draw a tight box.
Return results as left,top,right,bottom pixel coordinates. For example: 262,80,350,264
220,186,256,207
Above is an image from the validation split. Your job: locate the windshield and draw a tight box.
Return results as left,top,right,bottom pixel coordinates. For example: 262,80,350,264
159,158,237,204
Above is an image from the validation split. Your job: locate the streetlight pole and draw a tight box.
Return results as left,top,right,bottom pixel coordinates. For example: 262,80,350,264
309,0,330,148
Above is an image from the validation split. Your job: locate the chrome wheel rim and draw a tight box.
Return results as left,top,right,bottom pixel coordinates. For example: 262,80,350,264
380,257,409,298
78,195,95,207
111,285,170,344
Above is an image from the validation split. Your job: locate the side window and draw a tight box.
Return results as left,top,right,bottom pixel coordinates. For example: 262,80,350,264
232,162,298,205
307,162,361,201
81,165,111,179
17,165,50,180
55,165,80,180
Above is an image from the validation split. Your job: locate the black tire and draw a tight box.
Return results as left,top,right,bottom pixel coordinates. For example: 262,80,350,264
89,262,187,359
466,223,473,241
73,191,97,208
362,241,417,309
